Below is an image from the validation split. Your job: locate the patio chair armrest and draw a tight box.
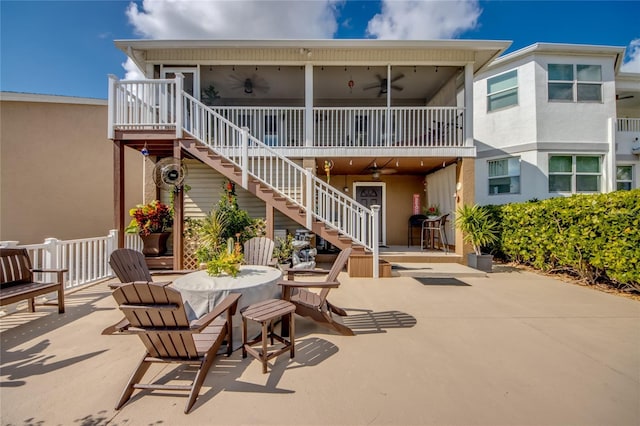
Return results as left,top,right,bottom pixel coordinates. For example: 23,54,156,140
284,268,330,280
150,269,196,276
278,279,340,289
189,293,241,331
101,318,130,335
31,268,68,283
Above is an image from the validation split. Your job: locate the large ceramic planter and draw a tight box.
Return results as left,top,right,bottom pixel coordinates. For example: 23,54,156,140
468,253,493,272
140,232,171,256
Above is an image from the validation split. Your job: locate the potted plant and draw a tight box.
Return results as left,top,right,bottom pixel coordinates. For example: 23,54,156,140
454,204,499,272
423,204,441,219
273,234,295,269
125,200,173,256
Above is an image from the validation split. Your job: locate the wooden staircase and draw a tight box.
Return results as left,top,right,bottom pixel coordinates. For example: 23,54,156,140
181,139,370,259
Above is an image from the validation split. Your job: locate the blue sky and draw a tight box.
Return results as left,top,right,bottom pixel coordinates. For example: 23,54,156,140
1,0,639,100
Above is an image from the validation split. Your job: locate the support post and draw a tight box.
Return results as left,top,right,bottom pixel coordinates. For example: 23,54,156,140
175,73,184,138
173,141,184,270
371,205,380,279
43,237,60,283
114,140,125,248
464,63,474,147
241,127,249,188
266,206,275,240
108,74,117,139
304,64,314,148
305,168,313,230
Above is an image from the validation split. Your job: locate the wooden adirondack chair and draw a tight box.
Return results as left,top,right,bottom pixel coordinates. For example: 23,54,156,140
108,248,192,288
243,236,276,266
278,247,354,336
104,281,241,413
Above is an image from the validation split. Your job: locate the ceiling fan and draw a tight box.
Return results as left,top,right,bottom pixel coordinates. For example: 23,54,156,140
363,74,405,97
365,159,397,179
616,94,635,100
229,74,269,95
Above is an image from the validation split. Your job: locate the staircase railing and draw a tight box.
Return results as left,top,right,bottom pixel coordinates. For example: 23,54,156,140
109,75,380,276
182,93,380,268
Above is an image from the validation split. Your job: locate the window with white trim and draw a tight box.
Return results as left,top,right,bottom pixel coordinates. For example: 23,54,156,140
548,155,601,193
548,64,602,102
616,165,634,190
488,157,520,195
487,70,518,111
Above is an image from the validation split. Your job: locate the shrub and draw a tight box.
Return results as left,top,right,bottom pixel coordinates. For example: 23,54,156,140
498,190,640,290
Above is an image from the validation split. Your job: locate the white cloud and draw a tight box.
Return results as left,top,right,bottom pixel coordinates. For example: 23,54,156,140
366,0,481,39
621,39,640,73
123,58,146,80
126,0,342,39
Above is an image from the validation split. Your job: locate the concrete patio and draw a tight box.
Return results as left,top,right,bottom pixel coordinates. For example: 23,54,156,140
1,265,639,425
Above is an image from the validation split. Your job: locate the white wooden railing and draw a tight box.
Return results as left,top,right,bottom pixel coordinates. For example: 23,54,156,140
182,92,380,273
617,118,640,133
1,230,142,292
212,106,305,147
313,106,465,148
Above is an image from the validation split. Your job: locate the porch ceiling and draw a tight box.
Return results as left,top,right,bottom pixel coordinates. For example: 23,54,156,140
314,156,457,177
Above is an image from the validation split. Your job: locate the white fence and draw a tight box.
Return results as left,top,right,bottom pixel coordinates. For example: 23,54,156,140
1,231,143,291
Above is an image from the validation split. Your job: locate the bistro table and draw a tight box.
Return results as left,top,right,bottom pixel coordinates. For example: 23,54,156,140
171,265,283,349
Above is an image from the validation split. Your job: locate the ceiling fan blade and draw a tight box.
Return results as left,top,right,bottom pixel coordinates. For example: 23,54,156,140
616,94,634,100
390,73,405,83
391,84,404,91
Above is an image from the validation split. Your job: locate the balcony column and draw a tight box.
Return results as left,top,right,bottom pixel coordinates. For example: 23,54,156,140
386,65,391,146
606,117,615,192
305,64,314,148
464,63,474,147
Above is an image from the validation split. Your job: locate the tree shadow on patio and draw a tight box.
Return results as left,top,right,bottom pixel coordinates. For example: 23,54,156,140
1,338,107,387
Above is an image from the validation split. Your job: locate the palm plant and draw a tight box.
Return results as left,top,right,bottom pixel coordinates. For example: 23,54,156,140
454,204,499,255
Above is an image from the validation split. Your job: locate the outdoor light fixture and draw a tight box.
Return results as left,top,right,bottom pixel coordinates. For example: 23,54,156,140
141,142,149,157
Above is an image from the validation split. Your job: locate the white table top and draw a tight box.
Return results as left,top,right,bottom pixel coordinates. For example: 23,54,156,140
171,265,283,348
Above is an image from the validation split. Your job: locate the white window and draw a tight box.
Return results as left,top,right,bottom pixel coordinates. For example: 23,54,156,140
616,165,634,190
488,157,520,195
548,64,602,103
487,70,518,111
549,155,602,193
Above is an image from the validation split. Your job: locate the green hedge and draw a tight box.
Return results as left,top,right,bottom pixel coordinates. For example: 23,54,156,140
494,190,640,289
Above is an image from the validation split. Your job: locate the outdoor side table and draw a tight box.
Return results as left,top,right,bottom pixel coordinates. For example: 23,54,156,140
241,298,296,374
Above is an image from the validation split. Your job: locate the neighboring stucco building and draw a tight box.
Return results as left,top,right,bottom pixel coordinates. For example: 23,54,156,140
0,93,143,244
473,43,640,205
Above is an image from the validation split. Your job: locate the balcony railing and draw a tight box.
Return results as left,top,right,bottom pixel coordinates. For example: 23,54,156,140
109,77,466,149
617,118,640,133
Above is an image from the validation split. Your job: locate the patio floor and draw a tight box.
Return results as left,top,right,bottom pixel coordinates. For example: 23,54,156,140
1,265,639,425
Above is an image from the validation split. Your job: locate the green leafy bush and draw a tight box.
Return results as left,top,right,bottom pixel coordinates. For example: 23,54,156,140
498,190,640,290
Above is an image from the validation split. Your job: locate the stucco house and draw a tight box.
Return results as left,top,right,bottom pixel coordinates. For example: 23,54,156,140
108,39,515,276
473,43,640,204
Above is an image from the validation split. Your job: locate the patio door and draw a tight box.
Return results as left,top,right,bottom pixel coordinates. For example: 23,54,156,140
161,67,199,98
354,182,386,246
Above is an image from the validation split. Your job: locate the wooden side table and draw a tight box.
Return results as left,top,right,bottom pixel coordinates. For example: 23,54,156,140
241,299,296,373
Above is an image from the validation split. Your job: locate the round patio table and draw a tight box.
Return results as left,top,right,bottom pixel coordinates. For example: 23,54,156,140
171,265,282,350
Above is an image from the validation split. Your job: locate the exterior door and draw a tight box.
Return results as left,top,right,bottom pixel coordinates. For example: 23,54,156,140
161,67,199,98
354,183,386,245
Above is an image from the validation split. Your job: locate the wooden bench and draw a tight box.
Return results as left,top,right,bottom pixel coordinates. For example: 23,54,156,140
0,248,67,313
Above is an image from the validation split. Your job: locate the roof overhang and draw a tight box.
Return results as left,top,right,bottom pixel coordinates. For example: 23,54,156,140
114,38,511,75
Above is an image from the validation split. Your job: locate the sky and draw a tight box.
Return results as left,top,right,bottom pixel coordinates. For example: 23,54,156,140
1,0,640,100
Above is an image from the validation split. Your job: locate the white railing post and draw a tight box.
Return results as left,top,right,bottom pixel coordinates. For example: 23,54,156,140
43,237,61,283
305,168,314,229
241,127,249,188
108,74,118,139
175,73,184,138
371,205,380,279
0,241,19,248
107,229,117,275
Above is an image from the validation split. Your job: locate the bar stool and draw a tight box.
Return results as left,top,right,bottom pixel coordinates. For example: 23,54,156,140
242,298,296,373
